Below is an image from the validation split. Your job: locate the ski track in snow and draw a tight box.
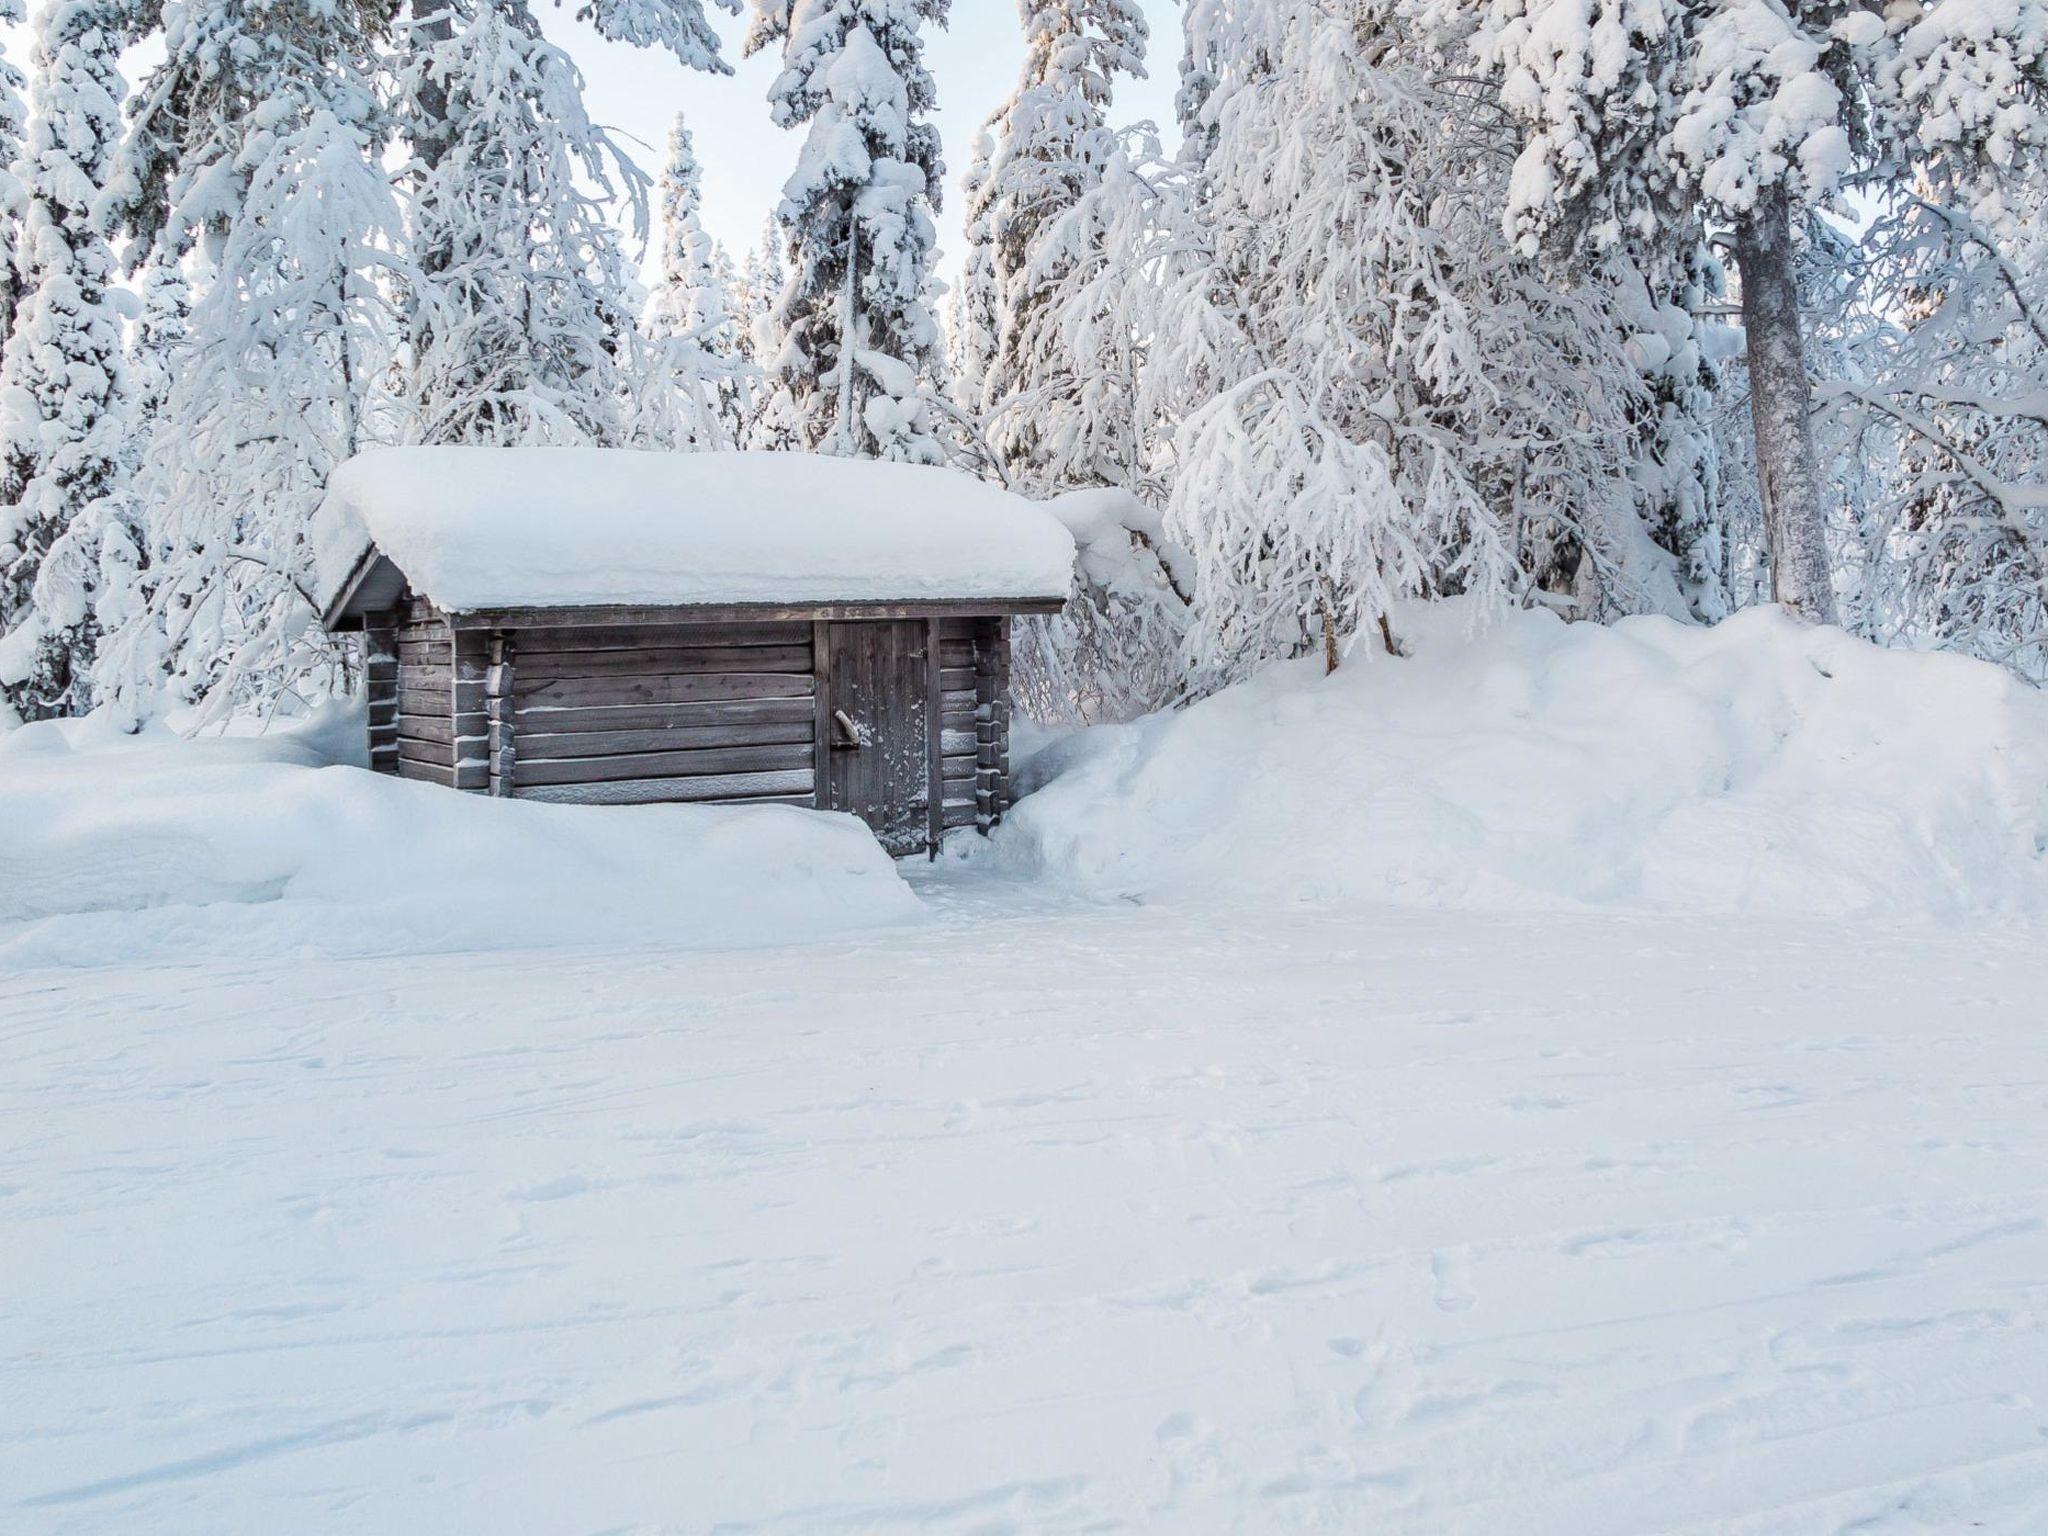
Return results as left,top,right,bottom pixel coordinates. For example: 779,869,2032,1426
4,871,2048,1534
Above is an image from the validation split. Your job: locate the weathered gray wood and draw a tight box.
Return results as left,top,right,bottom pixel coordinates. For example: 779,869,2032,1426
512,670,814,710
518,719,813,761
397,712,454,745
396,757,455,787
449,629,492,794
399,737,458,769
510,696,815,735
447,598,1066,631
396,662,457,693
811,620,832,812
514,644,814,681
822,619,931,857
514,742,814,788
488,631,515,798
974,615,1011,832
400,681,483,716
515,768,815,805
363,609,402,777
515,621,811,655
924,618,944,856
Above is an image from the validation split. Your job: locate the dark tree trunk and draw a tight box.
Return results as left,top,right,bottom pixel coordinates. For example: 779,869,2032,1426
1734,185,1838,625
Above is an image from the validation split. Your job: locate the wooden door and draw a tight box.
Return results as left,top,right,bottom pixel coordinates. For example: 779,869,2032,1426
820,621,933,857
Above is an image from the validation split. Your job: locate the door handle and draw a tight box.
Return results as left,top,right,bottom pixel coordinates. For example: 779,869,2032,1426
831,709,867,750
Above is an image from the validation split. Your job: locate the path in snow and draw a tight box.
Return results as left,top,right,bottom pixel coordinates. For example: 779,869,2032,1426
5,874,2048,1534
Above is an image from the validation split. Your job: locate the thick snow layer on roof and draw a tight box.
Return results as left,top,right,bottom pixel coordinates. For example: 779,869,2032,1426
311,447,1077,617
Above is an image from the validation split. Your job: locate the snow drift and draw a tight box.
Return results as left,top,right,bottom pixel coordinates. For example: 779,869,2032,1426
0,708,917,968
983,604,2048,921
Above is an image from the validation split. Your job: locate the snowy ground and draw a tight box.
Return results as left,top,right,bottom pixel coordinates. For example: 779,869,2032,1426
8,870,2048,1535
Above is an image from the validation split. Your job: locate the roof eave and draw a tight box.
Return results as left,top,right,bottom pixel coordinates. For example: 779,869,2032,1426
437,596,1070,630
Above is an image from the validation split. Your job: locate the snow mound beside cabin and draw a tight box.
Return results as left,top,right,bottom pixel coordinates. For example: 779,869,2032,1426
983,604,2048,921
0,709,917,968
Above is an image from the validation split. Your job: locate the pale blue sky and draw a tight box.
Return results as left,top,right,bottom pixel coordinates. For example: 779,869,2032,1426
550,2,1182,285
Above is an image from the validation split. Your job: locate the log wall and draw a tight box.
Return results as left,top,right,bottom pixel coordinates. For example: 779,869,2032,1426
506,619,817,807
972,616,1013,832
356,596,1017,839
367,597,490,790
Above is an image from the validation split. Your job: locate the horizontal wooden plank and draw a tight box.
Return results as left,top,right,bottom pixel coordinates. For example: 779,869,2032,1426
399,737,457,769
509,697,816,735
399,682,482,717
518,719,813,762
513,671,814,710
514,742,814,788
449,598,1066,630
398,713,455,745
514,644,814,681
397,687,445,717
941,667,973,693
940,728,975,757
395,757,454,787
397,662,470,692
515,769,815,806
514,621,811,655
939,640,973,668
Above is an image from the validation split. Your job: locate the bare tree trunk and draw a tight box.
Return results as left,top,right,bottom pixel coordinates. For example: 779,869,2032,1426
1735,185,1838,625
409,0,455,188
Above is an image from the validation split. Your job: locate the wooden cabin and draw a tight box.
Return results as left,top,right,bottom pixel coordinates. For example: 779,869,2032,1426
311,447,1075,857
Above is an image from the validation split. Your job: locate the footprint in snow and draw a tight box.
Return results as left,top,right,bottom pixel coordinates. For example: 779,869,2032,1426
1432,1249,1476,1312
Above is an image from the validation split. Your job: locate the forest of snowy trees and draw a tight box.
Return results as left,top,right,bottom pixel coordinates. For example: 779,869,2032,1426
0,0,2043,731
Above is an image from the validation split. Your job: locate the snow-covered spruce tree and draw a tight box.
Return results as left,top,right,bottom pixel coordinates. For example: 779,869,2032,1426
969,0,1148,486
1437,0,2048,625
400,0,664,446
744,0,952,462
94,0,408,724
949,123,999,406
0,0,131,723
0,0,29,364
643,112,753,447
730,216,783,371
127,251,190,430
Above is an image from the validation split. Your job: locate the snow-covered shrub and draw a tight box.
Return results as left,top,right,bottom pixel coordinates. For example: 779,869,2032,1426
1013,488,1192,725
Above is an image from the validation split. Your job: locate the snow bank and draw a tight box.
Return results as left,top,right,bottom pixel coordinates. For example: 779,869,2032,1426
0,710,918,968
983,604,2048,921
312,447,1076,616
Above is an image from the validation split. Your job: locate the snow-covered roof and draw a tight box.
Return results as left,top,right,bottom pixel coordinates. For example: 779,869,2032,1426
312,447,1077,621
